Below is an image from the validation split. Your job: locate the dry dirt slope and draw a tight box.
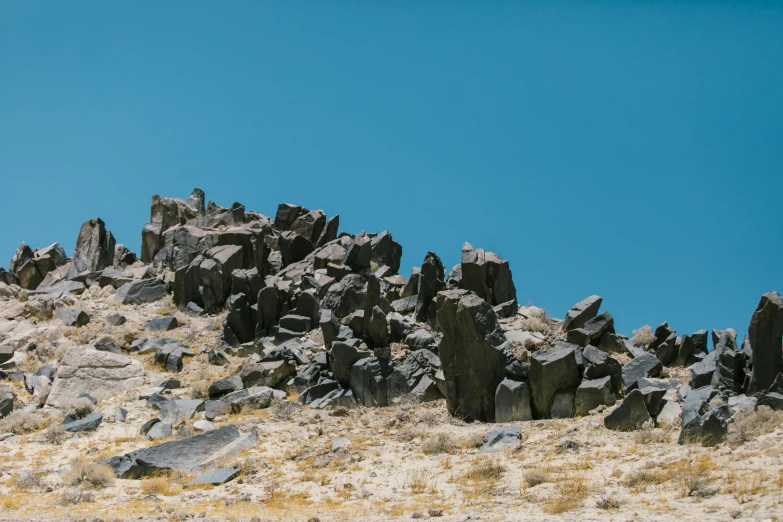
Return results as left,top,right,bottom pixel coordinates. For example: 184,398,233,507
0,288,781,522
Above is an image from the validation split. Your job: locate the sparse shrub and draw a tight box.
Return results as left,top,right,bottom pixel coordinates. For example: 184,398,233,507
43,425,67,445
191,379,209,399
406,469,435,494
270,399,301,421
58,487,95,505
634,427,669,444
14,470,46,491
543,474,589,514
0,410,55,434
141,477,173,496
631,325,655,348
524,468,551,488
461,432,486,449
65,397,95,419
520,309,553,335
417,411,439,427
728,406,783,447
422,433,456,455
596,494,620,510
64,458,115,489
461,458,505,482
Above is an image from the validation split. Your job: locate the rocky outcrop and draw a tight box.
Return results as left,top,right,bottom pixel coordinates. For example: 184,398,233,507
748,292,783,393
66,218,116,280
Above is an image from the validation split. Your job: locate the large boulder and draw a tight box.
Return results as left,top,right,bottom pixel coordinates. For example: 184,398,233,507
621,352,662,392
436,289,510,422
321,274,366,320
66,218,116,279
387,349,443,403
115,278,168,304
756,373,783,411
675,330,708,367
350,357,391,407
329,339,370,387
494,378,532,422
46,347,145,409
416,252,446,322
141,189,204,263
711,331,746,394
370,231,403,275
604,389,650,431
104,425,249,478
529,343,581,419
582,345,623,394
458,243,517,307
748,292,783,393
562,295,602,332
574,376,615,416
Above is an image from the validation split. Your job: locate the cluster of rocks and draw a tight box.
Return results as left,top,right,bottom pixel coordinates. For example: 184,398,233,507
2,188,783,466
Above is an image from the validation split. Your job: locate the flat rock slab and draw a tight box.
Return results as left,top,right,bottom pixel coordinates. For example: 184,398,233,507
145,316,178,332
115,278,168,304
46,347,144,409
480,425,521,453
105,424,243,478
63,412,103,432
184,467,240,487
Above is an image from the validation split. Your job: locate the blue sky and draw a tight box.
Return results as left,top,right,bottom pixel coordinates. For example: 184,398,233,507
1,1,781,342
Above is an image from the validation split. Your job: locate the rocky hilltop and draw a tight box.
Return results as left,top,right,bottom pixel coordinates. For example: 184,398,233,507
0,189,782,521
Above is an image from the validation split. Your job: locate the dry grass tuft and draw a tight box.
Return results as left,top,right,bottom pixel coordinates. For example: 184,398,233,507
422,433,457,455
728,406,783,447
524,468,552,488
141,477,175,496
0,410,56,434
634,428,670,445
13,470,46,491
543,474,589,514
58,487,95,505
520,308,554,335
63,458,115,489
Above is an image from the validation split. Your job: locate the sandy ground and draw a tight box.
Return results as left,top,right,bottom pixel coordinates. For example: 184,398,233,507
1,290,782,522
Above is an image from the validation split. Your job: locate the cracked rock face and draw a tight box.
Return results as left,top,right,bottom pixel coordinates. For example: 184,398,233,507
45,346,145,409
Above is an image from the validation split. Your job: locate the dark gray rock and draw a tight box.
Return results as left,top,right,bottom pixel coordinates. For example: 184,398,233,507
278,230,315,267
315,215,340,248
145,316,178,332
748,292,783,393
140,418,160,435
675,330,708,367
292,363,321,388
690,350,719,389
63,412,103,432
711,331,746,394
604,389,651,431
329,339,370,387
298,380,341,406
291,210,326,244
0,392,15,418
321,274,366,320
66,218,116,279
679,404,730,446
350,357,391,407
274,203,306,231
655,331,679,368
0,346,15,366
115,278,168,304
204,400,231,420
208,375,244,399
436,289,509,422
681,385,719,428
280,314,311,334
105,313,127,326
415,252,445,322
238,360,296,388
388,349,443,403
223,293,256,346
159,400,204,426
529,344,581,419
579,311,615,346
458,243,517,307
208,348,229,366
637,386,667,417
342,231,372,270
756,373,783,411
146,421,174,440
550,388,576,419
366,306,390,348
622,353,662,392
562,295,602,332
404,329,435,351
494,378,532,422
574,376,615,416
370,231,403,275
55,308,90,327
582,345,623,394
257,286,282,335
153,343,187,373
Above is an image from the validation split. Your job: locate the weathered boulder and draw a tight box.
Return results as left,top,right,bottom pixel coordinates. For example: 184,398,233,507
63,412,103,432
436,289,509,422
66,218,116,279
145,316,178,332
574,376,615,416
116,278,168,304
141,189,204,262
415,252,445,322
679,404,730,446
387,349,443,403
675,330,709,367
54,308,90,327
458,243,517,307
350,357,391,407
690,350,719,389
711,331,746,394
529,344,581,419
208,375,244,399
46,347,144,409
315,215,340,248
273,203,306,231
495,378,532,422
0,392,15,418
159,400,204,426
748,292,783,393
582,345,622,394
604,389,651,431
562,295,602,332
321,274,366,320
153,343,188,373
404,329,435,351
298,380,341,406
370,231,403,275
622,353,662,392
239,360,296,388
756,373,783,411
223,293,256,346
105,424,246,478
278,230,315,267
329,339,370,387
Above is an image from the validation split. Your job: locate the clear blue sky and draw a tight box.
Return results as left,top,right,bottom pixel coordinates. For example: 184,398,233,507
1,1,781,343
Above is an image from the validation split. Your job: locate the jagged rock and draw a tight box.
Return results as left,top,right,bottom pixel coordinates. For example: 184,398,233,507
141,189,204,262
446,264,462,290
690,350,719,389
622,353,662,392
63,412,103,432
208,376,244,399
46,347,144,409
279,230,315,267
293,363,321,388
656,401,682,427
54,308,90,327
756,373,783,411
681,386,719,428
146,421,170,440
675,330,708,367
648,322,675,353
370,231,403,275
389,313,413,343
388,349,443,403
604,389,651,431
574,376,615,416
159,400,204,426
655,331,679,367
748,292,783,392
458,243,517,307
228,387,274,413
329,339,370,387
298,380,341,406
239,360,296,388
145,316,178,332
436,290,509,422
582,345,623,394
575,311,615,347
204,400,231,421
562,295,602,332
679,404,730,446
115,278,168,304
316,215,340,248
342,231,372,270
279,314,311,334
405,329,435,351
366,306,390,347
0,392,15,418
66,218,116,279
274,203,306,231
529,344,581,419
637,386,667,417
0,346,15,365
416,252,445,322
494,378,532,422
391,295,418,314
550,388,576,418
291,210,326,244
350,357,391,407
321,274,366,320
711,331,746,394
223,293,256,346
401,267,420,298
310,388,356,410
154,343,188,373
